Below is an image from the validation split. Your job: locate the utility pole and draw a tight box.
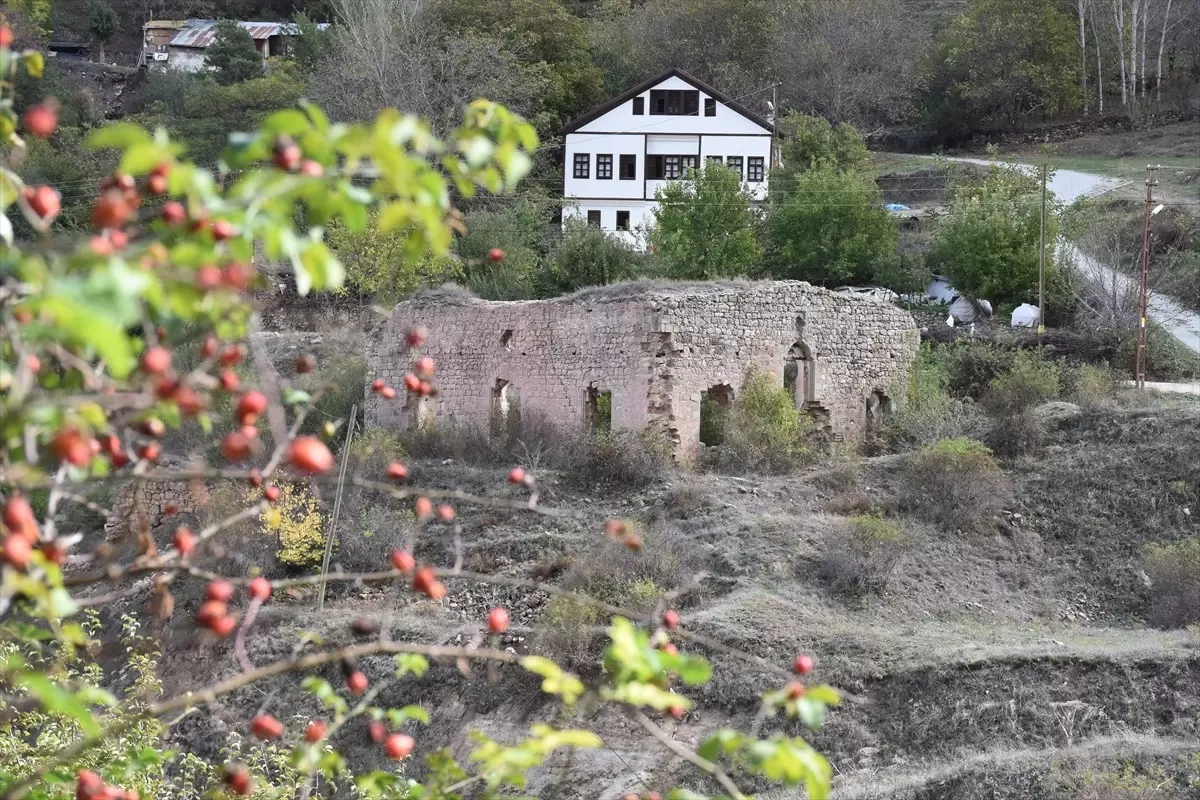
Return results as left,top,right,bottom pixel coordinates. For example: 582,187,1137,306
1038,161,1047,355
770,83,779,168
1136,165,1158,389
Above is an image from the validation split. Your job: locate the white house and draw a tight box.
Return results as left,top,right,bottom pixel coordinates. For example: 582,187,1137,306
561,68,774,247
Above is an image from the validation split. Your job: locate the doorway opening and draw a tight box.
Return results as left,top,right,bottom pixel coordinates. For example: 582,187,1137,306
699,384,734,446
784,340,815,408
586,385,612,432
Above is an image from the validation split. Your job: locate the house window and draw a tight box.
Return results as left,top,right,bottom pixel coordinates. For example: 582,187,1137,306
726,156,743,179
587,210,601,228
706,155,724,166
632,97,644,115
573,153,590,179
664,155,682,179
704,97,716,116
747,156,765,182
682,155,699,173
616,210,630,231
649,89,700,116
619,154,636,180
597,154,613,180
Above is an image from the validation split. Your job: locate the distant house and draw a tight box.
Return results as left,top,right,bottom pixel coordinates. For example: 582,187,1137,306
561,68,775,248
140,19,328,73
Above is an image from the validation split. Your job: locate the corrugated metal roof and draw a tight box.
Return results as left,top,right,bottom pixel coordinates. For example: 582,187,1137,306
168,19,328,49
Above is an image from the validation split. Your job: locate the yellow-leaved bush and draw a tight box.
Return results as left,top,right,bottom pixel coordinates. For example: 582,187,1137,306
261,483,330,568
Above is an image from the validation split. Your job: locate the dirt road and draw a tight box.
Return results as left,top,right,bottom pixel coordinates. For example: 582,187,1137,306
949,158,1200,355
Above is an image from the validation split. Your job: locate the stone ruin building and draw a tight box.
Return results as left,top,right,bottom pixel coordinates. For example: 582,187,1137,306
366,281,920,454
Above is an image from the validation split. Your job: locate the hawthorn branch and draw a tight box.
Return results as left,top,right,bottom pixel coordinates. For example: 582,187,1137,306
1,640,520,800
627,707,748,800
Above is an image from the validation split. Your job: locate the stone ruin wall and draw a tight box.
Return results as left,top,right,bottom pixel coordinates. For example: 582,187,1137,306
366,281,920,455
103,479,208,541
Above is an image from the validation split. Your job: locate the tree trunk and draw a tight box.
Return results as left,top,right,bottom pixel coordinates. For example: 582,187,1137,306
1078,0,1090,114
1156,0,1173,102
1113,0,1128,105
1140,0,1150,97
98,41,106,63
1092,3,1105,112
1129,0,1139,99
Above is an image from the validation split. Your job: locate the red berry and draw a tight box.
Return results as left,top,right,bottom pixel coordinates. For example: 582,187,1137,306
91,189,133,230
414,356,436,378
206,581,235,602
487,607,509,634
250,713,283,740
507,467,526,485
140,346,171,375
221,264,251,291
417,380,433,397
219,345,246,367
195,599,227,628
52,429,90,467
0,25,13,48
2,534,32,570
294,354,316,374
161,202,186,225
137,442,161,462
3,495,39,542
793,654,814,675
288,436,334,474
427,581,447,600
264,485,281,503
24,354,41,374
786,681,806,700
305,720,327,743
411,566,435,594
299,159,324,177
371,379,386,393
22,102,58,137
405,326,428,347
164,502,180,515
667,704,685,721
347,671,368,695
152,161,171,178
387,462,409,480
488,248,505,263
172,385,204,417
76,770,104,797
391,549,415,572
146,173,168,196
174,527,195,555
224,764,252,795
403,374,421,393
25,185,61,221
368,720,387,742
219,370,240,392
138,417,166,437
248,577,271,602
195,266,222,292
661,642,679,656
200,335,220,359
221,431,252,462
237,392,268,421
211,615,237,637
248,469,263,488
273,138,302,171
380,385,396,400
384,733,415,760
436,504,455,522
211,220,236,241
662,610,680,630
414,497,433,519
40,540,67,564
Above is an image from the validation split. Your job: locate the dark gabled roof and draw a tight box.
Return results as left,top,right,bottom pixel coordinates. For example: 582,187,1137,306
561,67,774,135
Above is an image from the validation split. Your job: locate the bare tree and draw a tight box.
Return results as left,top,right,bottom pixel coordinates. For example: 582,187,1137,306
1091,1,1105,112
1112,0,1129,105
1076,0,1090,113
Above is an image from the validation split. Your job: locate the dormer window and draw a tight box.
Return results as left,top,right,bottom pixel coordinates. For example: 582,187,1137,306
632,97,644,115
650,89,699,116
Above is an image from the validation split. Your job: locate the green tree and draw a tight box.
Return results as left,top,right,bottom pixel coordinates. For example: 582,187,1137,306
926,163,1059,304
288,12,332,74
923,0,1079,142
205,20,265,85
327,212,463,303
775,111,872,182
89,0,117,63
456,198,555,299
765,165,897,286
542,219,642,294
650,164,763,279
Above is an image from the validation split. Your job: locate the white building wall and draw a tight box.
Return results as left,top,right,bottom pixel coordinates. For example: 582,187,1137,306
564,133,643,200
166,47,208,73
573,75,767,136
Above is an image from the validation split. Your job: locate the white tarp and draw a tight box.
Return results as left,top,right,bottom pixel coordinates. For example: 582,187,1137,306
1011,303,1040,328
925,276,957,305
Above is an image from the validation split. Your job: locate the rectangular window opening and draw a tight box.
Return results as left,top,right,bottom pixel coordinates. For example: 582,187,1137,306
573,153,590,179
726,156,743,179
649,89,700,116
586,210,602,228
616,210,630,231
706,155,724,166
597,154,613,180
704,97,716,116
632,97,644,115
619,154,636,180
748,156,765,182
664,155,682,179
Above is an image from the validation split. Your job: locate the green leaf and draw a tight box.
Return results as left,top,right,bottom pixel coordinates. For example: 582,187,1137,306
395,653,428,678
385,704,430,726
795,697,826,729
87,123,153,151
283,389,312,406
806,684,841,706
520,656,584,705
667,653,712,686
17,673,103,736
21,50,45,78
603,682,690,711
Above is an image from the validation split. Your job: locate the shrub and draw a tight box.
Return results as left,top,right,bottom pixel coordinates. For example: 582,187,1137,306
541,219,643,294
662,484,710,519
937,340,1017,400
706,369,814,474
824,491,876,516
902,437,1009,531
299,355,366,441
538,594,604,666
982,351,1061,414
1144,538,1200,629
985,410,1048,458
1065,363,1120,409
263,482,330,568
561,428,673,490
563,523,700,609
820,514,913,594
876,344,982,450
649,163,763,279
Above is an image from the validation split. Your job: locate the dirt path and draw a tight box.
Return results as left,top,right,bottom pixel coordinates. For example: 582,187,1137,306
947,157,1200,355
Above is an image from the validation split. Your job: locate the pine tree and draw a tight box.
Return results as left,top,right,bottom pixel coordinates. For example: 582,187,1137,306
205,20,265,85
90,0,118,64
